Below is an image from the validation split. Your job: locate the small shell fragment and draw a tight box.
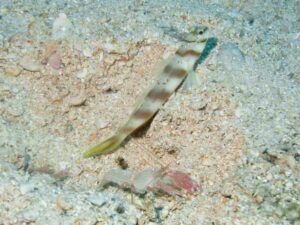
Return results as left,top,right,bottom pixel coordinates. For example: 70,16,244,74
87,193,110,207
96,118,109,129
67,89,87,106
19,56,42,72
4,66,22,76
48,52,62,70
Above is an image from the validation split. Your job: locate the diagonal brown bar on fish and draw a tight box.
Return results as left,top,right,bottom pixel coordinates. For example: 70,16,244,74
84,39,207,157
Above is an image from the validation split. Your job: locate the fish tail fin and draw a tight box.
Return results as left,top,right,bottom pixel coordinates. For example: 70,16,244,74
83,134,125,158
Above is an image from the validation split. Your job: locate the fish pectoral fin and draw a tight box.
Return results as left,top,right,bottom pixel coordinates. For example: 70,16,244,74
182,71,203,91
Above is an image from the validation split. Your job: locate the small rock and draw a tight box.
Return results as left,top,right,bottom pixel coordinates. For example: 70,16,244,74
19,56,41,72
68,89,87,106
96,118,109,129
210,102,220,111
8,105,24,116
87,193,109,207
83,45,93,57
68,95,86,107
20,182,36,194
188,96,207,111
76,68,88,81
254,195,264,204
217,42,245,71
4,66,22,76
56,196,73,212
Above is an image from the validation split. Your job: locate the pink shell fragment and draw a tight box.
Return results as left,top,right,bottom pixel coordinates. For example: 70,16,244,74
48,52,62,70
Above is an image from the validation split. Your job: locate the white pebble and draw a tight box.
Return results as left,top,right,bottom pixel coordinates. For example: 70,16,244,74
83,45,93,57
20,182,36,194
76,68,88,81
87,193,109,207
19,56,41,72
67,89,87,106
96,118,109,129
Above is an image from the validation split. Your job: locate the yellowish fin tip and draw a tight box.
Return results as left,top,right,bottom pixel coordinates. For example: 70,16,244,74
84,135,123,158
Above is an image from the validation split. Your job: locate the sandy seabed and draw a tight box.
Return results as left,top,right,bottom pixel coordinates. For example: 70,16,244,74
0,0,299,224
